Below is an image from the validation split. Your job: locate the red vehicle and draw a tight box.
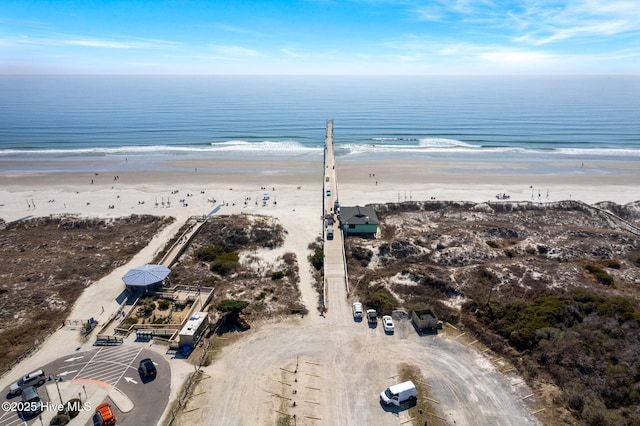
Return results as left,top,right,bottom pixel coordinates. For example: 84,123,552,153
96,402,116,425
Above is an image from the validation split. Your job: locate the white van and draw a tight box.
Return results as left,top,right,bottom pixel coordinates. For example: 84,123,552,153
380,381,417,406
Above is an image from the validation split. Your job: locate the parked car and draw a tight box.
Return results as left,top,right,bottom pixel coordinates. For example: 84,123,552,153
139,358,157,379
96,402,116,426
20,386,42,416
9,369,46,395
366,309,377,324
352,302,363,320
382,315,395,333
326,188,331,196
326,228,334,240
380,381,417,406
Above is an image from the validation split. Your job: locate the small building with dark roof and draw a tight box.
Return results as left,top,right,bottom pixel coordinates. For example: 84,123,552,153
339,205,379,236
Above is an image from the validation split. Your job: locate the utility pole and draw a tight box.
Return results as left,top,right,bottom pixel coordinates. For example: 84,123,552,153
49,375,64,405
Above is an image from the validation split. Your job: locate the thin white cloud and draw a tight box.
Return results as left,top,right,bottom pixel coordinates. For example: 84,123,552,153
194,55,233,61
1,34,179,49
411,6,445,22
410,0,503,24
218,23,274,38
510,0,640,45
281,48,305,58
382,34,560,66
62,38,146,49
517,20,632,45
410,0,640,46
478,49,556,65
208,45,261,59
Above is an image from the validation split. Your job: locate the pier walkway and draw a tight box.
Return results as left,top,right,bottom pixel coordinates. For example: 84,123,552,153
322,120,351,323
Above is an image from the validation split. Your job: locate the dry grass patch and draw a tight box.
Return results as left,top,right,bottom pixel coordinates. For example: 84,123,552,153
0,214,173,373
398,362,445,426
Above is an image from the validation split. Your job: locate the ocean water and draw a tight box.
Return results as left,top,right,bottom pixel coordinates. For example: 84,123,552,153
1,75,639,164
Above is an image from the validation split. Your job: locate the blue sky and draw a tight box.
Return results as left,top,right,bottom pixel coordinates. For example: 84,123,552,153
1,0,639,74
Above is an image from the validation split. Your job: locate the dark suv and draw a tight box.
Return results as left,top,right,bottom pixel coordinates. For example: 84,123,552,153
20,386,42,416
138,358,157,379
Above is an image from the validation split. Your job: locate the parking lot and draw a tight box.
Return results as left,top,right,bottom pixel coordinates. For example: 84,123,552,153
1,346,170,426
176,311,541,426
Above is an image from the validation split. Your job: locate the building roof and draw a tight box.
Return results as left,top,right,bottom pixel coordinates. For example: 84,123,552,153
340,205,380,226
179,312,208,337
122,264,170,287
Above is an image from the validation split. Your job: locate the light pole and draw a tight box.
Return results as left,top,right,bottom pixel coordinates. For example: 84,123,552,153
48,374,64,405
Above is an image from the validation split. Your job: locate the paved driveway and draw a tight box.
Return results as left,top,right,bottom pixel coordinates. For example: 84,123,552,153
1,346,170,426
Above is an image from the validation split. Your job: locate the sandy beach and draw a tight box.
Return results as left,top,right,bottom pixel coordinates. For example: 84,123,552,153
1,157,638,225
1,154,638,426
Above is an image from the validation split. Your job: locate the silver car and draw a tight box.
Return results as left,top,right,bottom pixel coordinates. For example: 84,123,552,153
9,369,46,395
382,315,395,333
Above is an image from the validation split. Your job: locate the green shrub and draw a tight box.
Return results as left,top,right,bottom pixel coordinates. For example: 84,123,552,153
309,247,323,270
586,264,615,286
271,271,285,280
216,299,249,313
477,267,499,286
196,245,240,275
157,299,171,310
64,398,81,418
211,252,239,275
125,317,138,325
50,413,71,425
486,240,499,248
196,245,225,261
366,291,395,315
605,260,621,269
351,246,373,266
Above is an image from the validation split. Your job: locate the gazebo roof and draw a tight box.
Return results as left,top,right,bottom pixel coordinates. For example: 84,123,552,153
122,264,170,287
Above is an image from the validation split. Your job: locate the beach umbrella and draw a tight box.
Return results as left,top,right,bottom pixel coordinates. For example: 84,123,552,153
122,264,171,287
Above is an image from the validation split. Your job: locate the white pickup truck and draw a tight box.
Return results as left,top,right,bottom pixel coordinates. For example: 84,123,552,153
352,302,363,320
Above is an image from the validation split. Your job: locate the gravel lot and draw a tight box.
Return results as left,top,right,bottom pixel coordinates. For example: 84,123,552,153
176,299,541,426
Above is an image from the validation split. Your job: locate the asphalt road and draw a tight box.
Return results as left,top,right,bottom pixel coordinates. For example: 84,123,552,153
1,346,170,426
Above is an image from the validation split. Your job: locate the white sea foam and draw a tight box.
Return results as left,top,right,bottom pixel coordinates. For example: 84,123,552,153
417,138,478,148
3,141,640,159
0,140,323,156
340,142,640,157
207,140,322,154
371,137,420,142
554,147,640,157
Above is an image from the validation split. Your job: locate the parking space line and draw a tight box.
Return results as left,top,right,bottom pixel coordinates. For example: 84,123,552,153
113,347,143,385
70,346,143,386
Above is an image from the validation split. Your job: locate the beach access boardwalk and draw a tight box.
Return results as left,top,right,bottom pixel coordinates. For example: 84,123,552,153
95,214,214,341
322,120,351,323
